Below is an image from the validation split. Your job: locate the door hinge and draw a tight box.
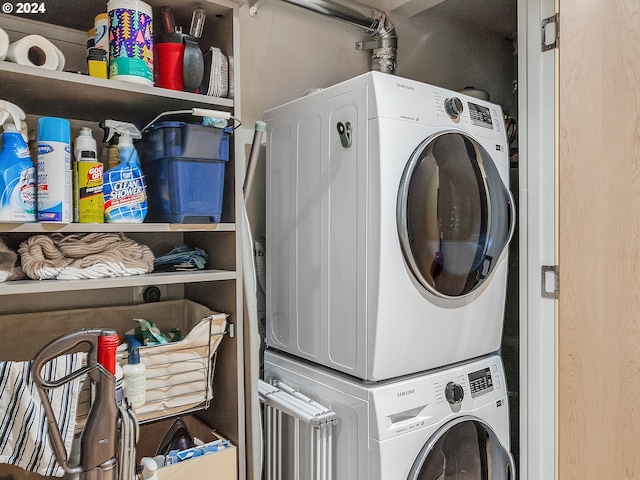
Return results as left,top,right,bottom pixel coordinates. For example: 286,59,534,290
542,12,559,51
541,265,559,299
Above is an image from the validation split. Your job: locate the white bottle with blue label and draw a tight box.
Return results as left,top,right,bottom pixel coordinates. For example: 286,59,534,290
0,100,36,222
37,117,72,223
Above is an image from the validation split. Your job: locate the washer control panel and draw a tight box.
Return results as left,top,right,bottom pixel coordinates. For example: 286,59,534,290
468,366,494,398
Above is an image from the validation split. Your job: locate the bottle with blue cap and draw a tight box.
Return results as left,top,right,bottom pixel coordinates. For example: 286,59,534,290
37,117,72,222
123,338,146,408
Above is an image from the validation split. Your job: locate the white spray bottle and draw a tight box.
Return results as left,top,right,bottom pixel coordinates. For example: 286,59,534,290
0,100,36,222
101,120,148,223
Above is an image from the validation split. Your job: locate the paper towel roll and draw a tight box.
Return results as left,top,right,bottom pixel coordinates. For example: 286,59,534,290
6,35,60,70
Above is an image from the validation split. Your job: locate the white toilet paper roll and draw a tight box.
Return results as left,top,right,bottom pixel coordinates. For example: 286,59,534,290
50,42,65,71
6,35,60,70
0,28,8,62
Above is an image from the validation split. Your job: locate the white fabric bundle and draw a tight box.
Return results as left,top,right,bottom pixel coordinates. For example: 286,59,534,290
19,232,154,280
0,353,85,477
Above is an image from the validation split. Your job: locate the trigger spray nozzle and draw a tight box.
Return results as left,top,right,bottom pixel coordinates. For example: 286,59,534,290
100,120,142,145
0,100,27,137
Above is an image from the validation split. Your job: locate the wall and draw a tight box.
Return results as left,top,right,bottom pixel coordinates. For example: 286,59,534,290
238,2,517,123
394,10,516,117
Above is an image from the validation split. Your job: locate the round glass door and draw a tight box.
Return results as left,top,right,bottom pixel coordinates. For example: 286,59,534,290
408,417,515,480
397,131,514,299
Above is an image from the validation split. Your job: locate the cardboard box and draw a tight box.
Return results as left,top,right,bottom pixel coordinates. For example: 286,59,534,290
137,416,237,480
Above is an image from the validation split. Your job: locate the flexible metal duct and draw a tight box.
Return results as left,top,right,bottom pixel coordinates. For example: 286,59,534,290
280,0,397,73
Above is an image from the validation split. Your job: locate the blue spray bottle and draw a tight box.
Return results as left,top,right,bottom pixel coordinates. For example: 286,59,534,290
0,100,36,222
101,120,148,222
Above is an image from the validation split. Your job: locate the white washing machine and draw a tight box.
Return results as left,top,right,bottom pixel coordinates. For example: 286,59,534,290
264,349,515,480
265,71,515,381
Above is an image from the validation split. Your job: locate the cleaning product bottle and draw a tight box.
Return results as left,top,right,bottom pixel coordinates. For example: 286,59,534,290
37,117,72,223
0,100,36,222
115,343,126,406
140,457,158,480
73,127,104,223
122,339,146,408
101,120,148,223
107,138,120,170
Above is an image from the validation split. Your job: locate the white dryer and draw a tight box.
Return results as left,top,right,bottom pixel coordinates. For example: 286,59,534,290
265,71,515,381
264,349,515,480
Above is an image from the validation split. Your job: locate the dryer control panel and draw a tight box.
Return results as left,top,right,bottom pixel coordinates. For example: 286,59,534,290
468,366,495,398
468,102,493,128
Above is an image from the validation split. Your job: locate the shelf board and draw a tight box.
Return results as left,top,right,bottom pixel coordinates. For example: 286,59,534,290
0,269,237,295
0,1,234,33
0,61,233,124
0,222,236,233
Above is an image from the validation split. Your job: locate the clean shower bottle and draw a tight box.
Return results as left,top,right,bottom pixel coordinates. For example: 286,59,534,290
102,120,148,223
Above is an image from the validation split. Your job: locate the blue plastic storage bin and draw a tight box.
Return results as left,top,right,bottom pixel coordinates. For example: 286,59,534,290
139,122,231,223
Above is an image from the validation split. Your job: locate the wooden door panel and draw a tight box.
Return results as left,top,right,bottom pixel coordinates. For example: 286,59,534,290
559,1,640,478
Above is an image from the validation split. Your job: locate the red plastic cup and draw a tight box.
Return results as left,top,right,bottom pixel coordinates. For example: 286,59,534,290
97,333,120,375
155,42,185,91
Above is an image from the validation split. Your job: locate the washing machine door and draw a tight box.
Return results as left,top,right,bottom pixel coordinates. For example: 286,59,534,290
407,416,515,480
397,131,515,299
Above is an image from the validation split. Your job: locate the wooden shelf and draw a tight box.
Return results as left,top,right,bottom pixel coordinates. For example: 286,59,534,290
0,61,233,124
0,222,236,233
0,269,237,295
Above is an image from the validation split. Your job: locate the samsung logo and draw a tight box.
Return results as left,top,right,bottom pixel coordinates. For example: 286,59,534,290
396,83,415,91
397,388,416,398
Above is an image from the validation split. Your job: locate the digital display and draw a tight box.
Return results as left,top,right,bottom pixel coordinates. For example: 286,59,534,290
468,102,493,128
468,367,494,398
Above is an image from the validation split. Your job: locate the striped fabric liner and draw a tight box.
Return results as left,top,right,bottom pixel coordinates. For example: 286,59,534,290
0,353,84,477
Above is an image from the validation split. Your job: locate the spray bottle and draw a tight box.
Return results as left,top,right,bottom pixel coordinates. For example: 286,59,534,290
0,100,36,222
122,338,146,408
101,120,147,223
37,117,72,223
73,127,104,223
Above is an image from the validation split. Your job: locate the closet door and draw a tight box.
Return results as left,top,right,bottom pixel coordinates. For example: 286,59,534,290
558,0,640,478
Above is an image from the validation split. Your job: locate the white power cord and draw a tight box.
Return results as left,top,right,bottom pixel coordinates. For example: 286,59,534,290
117,404,139,480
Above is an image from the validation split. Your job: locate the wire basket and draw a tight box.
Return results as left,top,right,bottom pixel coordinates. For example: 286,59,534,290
70,300,228,427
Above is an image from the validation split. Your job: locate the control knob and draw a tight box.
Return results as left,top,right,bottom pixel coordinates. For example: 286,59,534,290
445,382,464,405
444,97,464,119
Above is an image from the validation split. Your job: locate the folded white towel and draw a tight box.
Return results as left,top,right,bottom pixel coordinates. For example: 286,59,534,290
0,353,84,477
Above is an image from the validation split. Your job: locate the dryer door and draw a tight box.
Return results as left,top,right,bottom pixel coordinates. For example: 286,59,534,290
397,131,515,299
407,416,515,480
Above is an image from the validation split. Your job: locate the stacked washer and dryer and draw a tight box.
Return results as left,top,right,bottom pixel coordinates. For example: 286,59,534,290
263,71,516,479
